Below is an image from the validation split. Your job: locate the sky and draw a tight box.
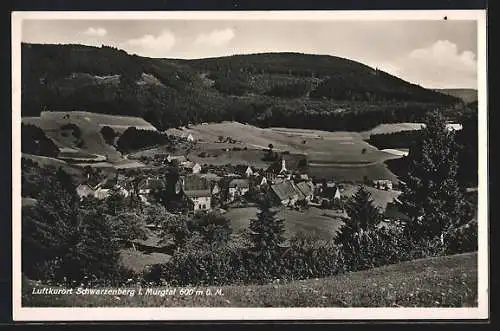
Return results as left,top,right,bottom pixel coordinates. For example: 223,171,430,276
21,19,478,89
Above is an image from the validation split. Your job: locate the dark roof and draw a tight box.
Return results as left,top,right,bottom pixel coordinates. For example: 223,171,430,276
271,180,304,201
296,181,314,197
229,178,250,188
321,185,340,198
183,174,211,197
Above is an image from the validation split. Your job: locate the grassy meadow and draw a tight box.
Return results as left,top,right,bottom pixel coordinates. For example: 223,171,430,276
23,252,477,307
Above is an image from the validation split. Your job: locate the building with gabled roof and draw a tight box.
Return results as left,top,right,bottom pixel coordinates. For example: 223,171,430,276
295,181,315,201
179,174,212,212
227,178,250,202
270,180,305,206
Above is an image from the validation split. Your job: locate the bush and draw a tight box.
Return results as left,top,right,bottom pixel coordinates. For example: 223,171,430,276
153,245,252,286
339,225,444,272
281,234,344,280
444,219,478,254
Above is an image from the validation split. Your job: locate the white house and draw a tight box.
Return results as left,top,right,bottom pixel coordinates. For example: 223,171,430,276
182,161,201,174
245,166,254,177
76,184,95,200
179,174,212,212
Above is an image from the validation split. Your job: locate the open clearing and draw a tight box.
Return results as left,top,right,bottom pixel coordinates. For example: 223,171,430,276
224,206,346,239
167,122,400,181
23,252,477,307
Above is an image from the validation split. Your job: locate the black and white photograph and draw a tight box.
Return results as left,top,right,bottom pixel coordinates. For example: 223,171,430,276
12,10,488,321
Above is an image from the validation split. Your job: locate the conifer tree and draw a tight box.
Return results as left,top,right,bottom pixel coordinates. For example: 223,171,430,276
344,185,382,232
248,199,286,279
399,110,473,240
336,185,382,251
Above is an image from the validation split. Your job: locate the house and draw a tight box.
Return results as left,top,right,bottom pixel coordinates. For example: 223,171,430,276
373,179,393,191
186,133,195,142
183,161,202,174
228,179,250,202
234,165,255,177
314,184,342,208
295,181,315,202
255,175,267,187
76,173,129,200
243,166,254,177
270,180,305,206
179,174,212,212
320,185,341,200
76,184,95,199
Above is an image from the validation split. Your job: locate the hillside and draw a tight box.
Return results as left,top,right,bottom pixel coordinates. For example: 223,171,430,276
168,121,400,182
23,252,477,307
22,43,462,132
433,88,478,104
22,111,158,163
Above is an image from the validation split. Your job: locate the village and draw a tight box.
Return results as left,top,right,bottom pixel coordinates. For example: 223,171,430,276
75,131,405,252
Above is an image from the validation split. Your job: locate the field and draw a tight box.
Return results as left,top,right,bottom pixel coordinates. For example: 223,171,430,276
22,111,158,168
23,111,123,162
224,206,347,239
168,122,400,181
23,252,477,307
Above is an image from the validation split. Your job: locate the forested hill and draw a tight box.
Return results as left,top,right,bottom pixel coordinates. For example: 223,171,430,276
22,43,464,132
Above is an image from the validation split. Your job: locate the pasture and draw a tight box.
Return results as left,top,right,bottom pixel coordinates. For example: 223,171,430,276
168,122,400,182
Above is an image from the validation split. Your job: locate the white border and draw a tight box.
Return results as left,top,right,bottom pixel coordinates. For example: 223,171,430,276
12,10,488,321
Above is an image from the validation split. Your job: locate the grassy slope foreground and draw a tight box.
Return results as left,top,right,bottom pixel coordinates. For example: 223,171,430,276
23,252,477,307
